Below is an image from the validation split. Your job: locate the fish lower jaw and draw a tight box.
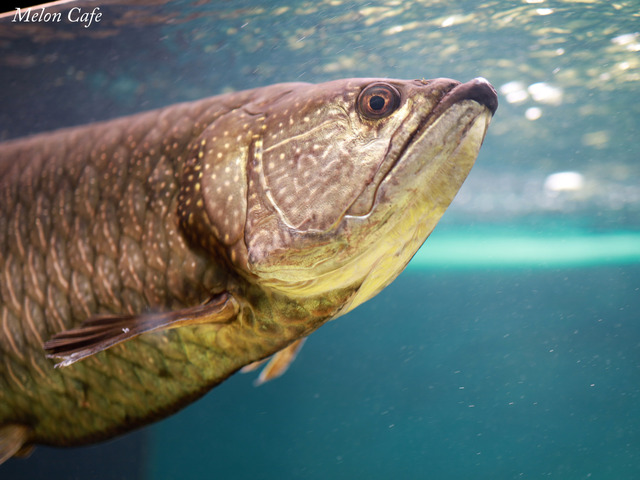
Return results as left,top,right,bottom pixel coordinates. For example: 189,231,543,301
254,201,441,312
252,108,492,306
343,112,493,310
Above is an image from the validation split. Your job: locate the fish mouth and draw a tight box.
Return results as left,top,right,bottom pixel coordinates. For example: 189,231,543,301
344,78,497,221
443,77,499,115
403,77,498,156
371,77,498,207
337,79,498,309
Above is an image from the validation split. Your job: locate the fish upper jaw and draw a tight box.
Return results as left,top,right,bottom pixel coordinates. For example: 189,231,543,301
180,77,497,305
240,78,497,302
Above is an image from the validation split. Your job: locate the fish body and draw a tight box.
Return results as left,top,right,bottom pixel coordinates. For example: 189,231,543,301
0,77,497,462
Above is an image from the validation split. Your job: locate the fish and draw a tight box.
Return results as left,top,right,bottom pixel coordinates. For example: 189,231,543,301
0,76,497,463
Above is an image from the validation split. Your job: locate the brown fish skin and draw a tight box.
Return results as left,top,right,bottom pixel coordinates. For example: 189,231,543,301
0,77,497,460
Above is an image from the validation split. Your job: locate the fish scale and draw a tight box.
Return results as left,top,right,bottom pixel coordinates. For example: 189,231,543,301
0,76,496,463
0,97,235,444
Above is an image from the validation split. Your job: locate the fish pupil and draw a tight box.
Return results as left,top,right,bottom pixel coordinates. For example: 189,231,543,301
369,95,385,111
357,82,401,119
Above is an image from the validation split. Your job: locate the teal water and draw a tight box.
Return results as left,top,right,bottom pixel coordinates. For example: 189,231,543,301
411,230,640,268
1,0,639,479
147,266,640,479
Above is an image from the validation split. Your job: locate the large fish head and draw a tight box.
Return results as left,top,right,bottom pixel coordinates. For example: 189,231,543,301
185,77,497,310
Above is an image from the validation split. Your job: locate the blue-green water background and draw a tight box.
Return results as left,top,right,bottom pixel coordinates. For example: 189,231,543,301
1,0,639,478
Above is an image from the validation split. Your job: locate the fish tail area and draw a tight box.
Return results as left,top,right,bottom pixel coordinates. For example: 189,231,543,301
0,424,32,465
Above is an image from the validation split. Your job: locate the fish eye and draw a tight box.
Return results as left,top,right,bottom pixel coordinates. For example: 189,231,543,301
357,83,401,119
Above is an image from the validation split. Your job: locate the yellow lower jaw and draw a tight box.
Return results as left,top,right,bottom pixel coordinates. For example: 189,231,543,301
261,109,491,314
338,110,492,314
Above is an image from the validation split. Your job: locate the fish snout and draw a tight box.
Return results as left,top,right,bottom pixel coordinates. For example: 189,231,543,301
455,77,499,114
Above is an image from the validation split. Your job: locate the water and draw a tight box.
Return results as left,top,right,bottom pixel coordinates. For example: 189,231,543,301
144,267,640,480
1,0,638,478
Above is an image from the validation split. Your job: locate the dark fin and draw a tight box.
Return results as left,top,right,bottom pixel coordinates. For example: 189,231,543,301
44,293,238,368
0,424,31,465
250,337,307,386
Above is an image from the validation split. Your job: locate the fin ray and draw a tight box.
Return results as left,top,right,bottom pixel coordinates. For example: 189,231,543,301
252,337,307,386
0,424,31,465
44,293,238,367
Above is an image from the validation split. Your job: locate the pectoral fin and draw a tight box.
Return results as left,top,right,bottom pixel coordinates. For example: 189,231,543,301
44,293,238,368
242,337,307,386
